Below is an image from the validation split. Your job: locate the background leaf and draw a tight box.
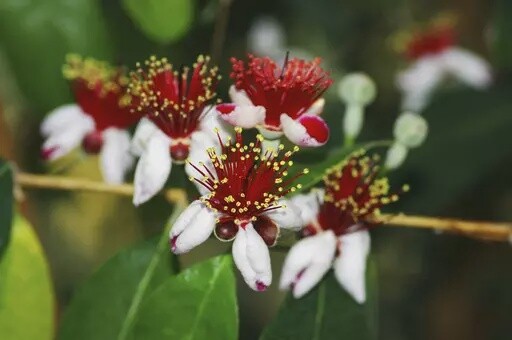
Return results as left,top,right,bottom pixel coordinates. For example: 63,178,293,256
122,0,194,45
0,160,13,257
0,215,54,340
58,207,183,340
261,258,378,340
130,255,238,340
0,0,113,113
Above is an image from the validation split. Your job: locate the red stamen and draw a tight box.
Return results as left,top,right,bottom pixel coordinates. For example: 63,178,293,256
63,54,140,131
189,128,306,227
129,55,220,141
311,151,408,237
230,54,332,129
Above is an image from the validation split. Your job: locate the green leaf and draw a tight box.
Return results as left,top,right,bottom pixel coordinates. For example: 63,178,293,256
122,0,194,45
0,0,113,113
0,160,13,257
261,258,378,340
291,142,390,194
130,255,238,340
59,206,184,340
0,215,55,340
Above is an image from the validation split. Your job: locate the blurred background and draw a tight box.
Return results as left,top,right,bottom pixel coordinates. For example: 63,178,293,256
1,0,512,339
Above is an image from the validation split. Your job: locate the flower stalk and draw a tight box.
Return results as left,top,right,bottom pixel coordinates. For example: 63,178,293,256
13,172,512,243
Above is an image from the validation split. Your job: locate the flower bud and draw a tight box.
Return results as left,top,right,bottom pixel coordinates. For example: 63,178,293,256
393,112,428,148
337,73,377,106
384,142,408,170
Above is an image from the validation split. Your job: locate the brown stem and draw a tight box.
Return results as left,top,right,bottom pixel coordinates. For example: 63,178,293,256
14,172,512,243
16,173,188,207
379,214,512,242
210,0,234,63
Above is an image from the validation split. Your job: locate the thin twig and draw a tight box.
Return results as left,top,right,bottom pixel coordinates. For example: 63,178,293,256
379,214,512,242
210,0,234,63
16,173,188,207
14,173,512,243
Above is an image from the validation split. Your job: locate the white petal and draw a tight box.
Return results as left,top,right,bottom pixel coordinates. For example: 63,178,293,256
441,47,492,88
333,230,371,304
289,189,324,225
217,103,266,129
228,85,254,106
232,223,272,291
280,114,329,147
280,230,337,298
396,56,444,112
171,201,216,254
41,115,95,161
133,132,172,206
303,98,325,116
264,198,303,231
186,130,220,196
169,200,204,238
40,104,87,137
100,128,133,184
131,118,160,157
198,106,232,141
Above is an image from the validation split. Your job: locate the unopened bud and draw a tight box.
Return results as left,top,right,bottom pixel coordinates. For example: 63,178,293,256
337,73,377,106
384,142,408,170
393,112,428,148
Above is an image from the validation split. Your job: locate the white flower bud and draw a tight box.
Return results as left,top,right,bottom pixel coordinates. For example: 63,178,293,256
384,142,408,170
393,112,428,148
248,17,285,57
337,73,377,106
343,105,364,142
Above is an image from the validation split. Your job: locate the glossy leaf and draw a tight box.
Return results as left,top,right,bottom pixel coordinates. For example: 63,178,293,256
0,215,55,340
0,160,13,257
59,206,184,340
130,255,238,340
261,258,378,340
291,142,389,194
0,0,113,113
122,0,194,44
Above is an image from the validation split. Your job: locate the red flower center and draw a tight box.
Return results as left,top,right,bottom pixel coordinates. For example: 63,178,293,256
129,55,220,144
405,26,454,60
304,151,408,237
230,54,332,129
189,128,307,228
63,54,140,131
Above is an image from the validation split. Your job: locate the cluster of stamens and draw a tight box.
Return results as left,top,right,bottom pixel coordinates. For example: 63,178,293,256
63,54,130,103
305,150,408,236
230,54,333,127
392,14,456,60
128,55,220,139
188,127,308,227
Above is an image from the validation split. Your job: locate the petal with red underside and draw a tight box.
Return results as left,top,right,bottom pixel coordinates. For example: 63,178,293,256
280,114,329,147
216,103,266,129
